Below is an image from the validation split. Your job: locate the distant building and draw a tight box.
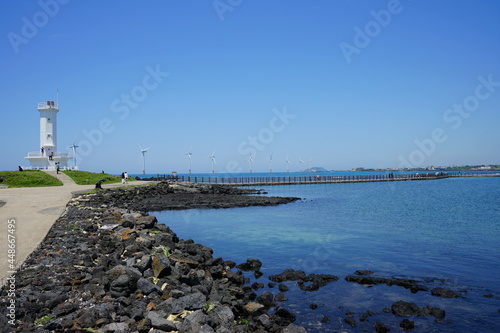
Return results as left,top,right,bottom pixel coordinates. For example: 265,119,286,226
25,101,72,170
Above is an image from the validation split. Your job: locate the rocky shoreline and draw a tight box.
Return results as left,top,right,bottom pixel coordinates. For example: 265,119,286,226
0,183,307,332
78,182,300,212
0,182,471,332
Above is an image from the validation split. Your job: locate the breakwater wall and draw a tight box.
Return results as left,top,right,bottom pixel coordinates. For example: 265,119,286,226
144,172,498,186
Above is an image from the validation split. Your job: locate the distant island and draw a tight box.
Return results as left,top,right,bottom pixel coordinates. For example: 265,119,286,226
304,167,329,172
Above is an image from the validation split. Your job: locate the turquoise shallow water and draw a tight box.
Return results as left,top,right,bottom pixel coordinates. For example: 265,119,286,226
153,176,500,332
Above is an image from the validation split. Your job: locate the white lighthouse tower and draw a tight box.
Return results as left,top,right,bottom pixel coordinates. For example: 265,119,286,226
25,100,71,170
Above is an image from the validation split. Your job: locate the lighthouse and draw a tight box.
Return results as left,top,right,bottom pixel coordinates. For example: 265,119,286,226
25,100,72,170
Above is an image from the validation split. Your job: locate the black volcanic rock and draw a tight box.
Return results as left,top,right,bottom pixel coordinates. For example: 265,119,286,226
270,269,338,291
400,318,415,330
269,269,307,283
345,275,428,293
391,300,445,318
0,183,304,332
237,258,263,271
297,273,339,291
431,287,461,298
354,270,374,275
373,321,390,333
75,182,300,212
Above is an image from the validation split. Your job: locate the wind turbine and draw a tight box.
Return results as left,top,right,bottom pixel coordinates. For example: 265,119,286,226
68,135,79,169
285,154,291,173
247,154,254,173
308,158,313,171
186,145,193,174
299,155,305,172
209,149,216,174
138,144,150,175
269,153,273,173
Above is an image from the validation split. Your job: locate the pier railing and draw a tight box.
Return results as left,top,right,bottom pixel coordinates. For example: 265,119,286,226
140,172,496,185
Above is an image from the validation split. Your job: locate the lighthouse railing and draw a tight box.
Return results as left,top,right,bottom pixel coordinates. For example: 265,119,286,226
27,152,43,157
26,151,71,158
38,102,59,109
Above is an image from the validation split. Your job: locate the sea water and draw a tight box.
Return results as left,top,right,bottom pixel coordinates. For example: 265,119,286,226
153,176,500,332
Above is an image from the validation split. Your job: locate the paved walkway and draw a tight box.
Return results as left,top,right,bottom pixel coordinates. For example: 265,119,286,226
43,170,78,185
0,172,152,284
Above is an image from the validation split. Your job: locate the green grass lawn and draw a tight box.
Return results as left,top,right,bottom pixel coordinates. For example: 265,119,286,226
63,170,135,185
0,170,63,187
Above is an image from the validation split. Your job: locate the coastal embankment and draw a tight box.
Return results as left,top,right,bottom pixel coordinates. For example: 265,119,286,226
0,183,309,332
0,171,152,284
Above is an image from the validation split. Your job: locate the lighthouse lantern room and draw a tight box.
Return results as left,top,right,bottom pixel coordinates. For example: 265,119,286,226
25,101,72,170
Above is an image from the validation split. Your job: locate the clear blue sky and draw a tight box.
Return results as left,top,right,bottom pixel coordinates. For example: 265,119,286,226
1,0,499,174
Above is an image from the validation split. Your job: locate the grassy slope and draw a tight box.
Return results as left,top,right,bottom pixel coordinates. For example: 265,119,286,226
63,170,135,185
0,170,63,187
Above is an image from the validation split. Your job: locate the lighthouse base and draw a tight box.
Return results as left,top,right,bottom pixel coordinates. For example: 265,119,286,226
24,152,74,171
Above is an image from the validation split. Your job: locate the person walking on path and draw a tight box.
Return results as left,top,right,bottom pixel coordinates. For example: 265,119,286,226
124,172,129,184
121,172,125,184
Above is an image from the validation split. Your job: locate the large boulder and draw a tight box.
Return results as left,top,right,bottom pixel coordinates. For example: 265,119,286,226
110,274,136,297
107,266,142,297
157,291,206,314
136,215,157,229
391,301,422,317
137,277,161,295
257,291,275,308
391,300,445,318
208,305,234,328
146,311,177,331
180,310,211,332
431,287,461,298
151,256,172,278
134,255,153,273
282,323,308,333
236,258,263,271
297,273,339,291
269,269,307,282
